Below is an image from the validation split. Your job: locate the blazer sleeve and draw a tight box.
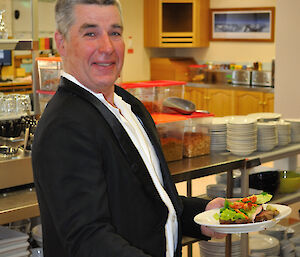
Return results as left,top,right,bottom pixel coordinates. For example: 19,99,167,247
32,113,153,257
179,196,211,240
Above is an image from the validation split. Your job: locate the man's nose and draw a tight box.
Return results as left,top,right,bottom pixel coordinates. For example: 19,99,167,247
98,33,114,54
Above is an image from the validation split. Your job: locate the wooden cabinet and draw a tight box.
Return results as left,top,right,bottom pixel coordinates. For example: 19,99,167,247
206,89,235,117
235,91,274,115
184,87,235,116
144,0,209,48
184,86,274,116
235,91,264,115
184,86,206,110
264,92,275,112
150,57,197,81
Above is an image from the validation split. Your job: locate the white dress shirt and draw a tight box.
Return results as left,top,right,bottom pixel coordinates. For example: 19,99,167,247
61,72,178,257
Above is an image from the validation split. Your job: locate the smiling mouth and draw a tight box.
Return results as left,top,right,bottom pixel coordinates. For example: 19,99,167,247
95,62,114,67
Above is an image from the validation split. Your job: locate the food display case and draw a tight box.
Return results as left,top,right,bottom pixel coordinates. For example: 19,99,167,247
121,80,185,113
151,113,186,162
36,57,62,113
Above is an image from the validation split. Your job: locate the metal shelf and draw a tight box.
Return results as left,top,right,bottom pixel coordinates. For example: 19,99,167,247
0,39,34,50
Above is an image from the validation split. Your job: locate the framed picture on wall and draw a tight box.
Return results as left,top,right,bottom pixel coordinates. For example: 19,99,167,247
209,7,275,42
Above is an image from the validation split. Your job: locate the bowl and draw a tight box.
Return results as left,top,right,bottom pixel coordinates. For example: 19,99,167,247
278,170,300,193
249,169,280,195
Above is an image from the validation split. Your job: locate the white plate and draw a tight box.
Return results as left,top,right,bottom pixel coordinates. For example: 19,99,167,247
248,113,282,121
228,116,257,125
194,204,291,234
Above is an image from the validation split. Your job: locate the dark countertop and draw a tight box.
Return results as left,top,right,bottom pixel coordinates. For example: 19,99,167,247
187,82,274,93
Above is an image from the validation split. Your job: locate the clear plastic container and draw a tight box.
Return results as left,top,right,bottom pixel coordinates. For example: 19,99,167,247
36,57,62,91
183,112,213,157
37,90,55,113
120,83,156,113
121,80,185,113
188,64,207,82
152,113,185,162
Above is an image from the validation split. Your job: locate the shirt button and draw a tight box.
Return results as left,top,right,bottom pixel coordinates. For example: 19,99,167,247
172,215,176,222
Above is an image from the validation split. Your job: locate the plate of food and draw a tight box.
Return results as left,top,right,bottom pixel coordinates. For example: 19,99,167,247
194,193,291,234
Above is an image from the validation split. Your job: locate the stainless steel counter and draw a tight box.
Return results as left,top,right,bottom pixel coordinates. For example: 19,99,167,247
187,82,274,93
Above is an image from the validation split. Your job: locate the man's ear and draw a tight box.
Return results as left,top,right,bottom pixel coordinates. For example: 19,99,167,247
55,31,66,57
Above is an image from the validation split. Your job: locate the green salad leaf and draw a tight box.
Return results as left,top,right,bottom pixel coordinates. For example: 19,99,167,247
255,193,272,204
219,209,246,221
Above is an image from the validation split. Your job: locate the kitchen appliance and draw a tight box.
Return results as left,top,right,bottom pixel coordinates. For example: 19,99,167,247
251,71,273,87
232,70,251,86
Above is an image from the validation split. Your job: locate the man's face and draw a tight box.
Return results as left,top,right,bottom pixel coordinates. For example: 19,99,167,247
55,4,124,94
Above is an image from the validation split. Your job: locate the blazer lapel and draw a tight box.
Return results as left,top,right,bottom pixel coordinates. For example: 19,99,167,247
59,78,165,205
115,86,183,216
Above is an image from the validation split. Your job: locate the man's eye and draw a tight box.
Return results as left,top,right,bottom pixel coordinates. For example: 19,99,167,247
111,31,122,36
84,32,96,37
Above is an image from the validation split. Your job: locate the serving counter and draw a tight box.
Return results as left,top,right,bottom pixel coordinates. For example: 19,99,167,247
0,144,300,257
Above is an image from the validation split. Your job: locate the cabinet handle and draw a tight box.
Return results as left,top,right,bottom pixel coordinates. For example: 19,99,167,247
259,101,264,105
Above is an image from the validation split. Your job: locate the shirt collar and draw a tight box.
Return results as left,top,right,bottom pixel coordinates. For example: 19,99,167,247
61,71,131,112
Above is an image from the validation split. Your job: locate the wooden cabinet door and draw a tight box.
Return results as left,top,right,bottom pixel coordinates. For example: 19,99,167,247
144,0,209,48
206,89,235,117
263,92,274,112
184,86,206,110
235,91,264,115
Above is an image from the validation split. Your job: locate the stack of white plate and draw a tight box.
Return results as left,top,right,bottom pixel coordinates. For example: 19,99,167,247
210,117,227,152
250,234,280,256
227,116,257,156
259,224,287,241
257,122,278,151
248,112,282,122
199,234,241,257
285,119,300,143
276,120,291,146
0,226,30,257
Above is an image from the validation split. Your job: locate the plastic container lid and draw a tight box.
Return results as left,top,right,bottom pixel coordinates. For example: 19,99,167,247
152,112,213,124
189,64,208,68
36,90,56,95
121,80,186,89
151,113,186,125
36,57,62,62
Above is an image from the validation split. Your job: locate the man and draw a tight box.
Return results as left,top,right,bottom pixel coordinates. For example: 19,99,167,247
32,0,225,257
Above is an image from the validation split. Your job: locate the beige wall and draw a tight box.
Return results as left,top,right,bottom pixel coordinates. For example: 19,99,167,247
274,0,300,118
175,0,276,66
4,0,277,81
120,0,175,82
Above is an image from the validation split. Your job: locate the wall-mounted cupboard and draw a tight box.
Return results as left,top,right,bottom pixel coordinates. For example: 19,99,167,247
144,0,209,48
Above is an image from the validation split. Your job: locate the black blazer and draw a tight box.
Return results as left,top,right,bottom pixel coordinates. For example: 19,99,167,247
32,77,210,257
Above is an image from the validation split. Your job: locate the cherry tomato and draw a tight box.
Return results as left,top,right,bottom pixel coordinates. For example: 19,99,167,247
249,195,257,203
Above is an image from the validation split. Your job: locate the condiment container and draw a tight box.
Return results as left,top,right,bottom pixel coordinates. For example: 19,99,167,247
121,80,185,113
36,57,62,91
183,112,213,157
152,113,185,162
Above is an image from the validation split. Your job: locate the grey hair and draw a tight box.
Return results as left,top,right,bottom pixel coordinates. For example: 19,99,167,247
55,0,122,38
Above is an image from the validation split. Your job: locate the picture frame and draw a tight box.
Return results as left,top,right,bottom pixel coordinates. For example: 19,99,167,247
209,7,275,42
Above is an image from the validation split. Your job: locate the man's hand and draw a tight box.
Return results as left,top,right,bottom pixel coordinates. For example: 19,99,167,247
201,197,227,239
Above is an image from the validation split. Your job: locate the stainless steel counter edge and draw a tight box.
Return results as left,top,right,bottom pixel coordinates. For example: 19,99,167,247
186,82,274,93
0,151,33,190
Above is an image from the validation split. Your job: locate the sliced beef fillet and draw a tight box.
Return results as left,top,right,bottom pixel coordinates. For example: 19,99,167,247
254,209,279,222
